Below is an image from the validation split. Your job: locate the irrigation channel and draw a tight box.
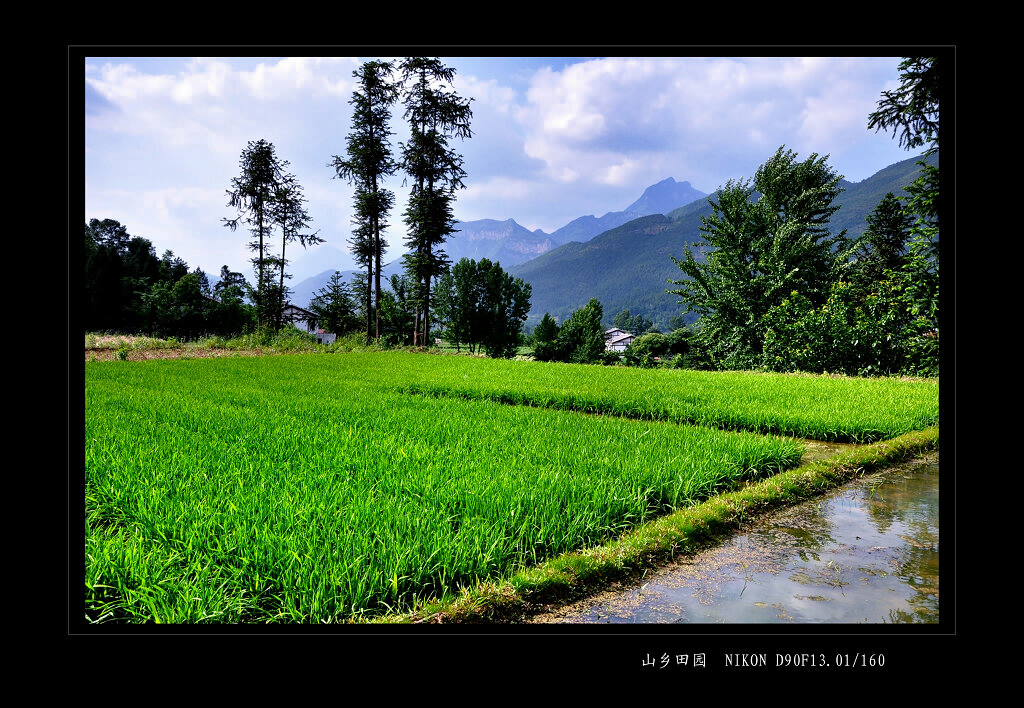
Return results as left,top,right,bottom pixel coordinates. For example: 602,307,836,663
529,443,939,624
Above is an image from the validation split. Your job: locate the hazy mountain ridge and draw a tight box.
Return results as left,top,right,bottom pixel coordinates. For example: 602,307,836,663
289,177,709,309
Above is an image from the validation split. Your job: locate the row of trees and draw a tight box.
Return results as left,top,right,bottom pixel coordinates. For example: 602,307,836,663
664,56,940,377
532,299,612,365
84,218,255,338
180,57,476,347
330,57,473,346
433,258,532,358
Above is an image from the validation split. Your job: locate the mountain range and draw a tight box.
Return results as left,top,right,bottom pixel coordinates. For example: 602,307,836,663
288,177,707,309
288,154,935,331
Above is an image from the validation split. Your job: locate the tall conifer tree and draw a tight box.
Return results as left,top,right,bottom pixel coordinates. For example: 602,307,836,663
332,60,399,340
271,170,321,331
224,139,287,330
397,57,473,345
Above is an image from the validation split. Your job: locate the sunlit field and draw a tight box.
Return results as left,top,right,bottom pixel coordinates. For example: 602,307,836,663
83,351,938,623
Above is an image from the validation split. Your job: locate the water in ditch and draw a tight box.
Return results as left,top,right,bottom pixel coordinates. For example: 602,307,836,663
530,449,939,624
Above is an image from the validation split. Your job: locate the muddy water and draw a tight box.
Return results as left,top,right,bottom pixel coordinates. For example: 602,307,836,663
531,449,939,624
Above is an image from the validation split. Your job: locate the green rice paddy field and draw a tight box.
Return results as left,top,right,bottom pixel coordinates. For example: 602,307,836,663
83,351,939,623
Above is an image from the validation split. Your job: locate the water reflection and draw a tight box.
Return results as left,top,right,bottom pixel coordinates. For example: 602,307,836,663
531,451,939,624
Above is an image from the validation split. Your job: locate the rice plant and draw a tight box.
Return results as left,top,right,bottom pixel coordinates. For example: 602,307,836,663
84,354,806,622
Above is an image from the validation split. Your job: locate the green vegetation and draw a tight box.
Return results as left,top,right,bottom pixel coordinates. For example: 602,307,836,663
532,298,610,365
668,146,851,371
86,352,809,623
398,57,474,346
331,59,400,341
433,257,532,357
379,351,937,443
662,56,941,378
403,426,938,623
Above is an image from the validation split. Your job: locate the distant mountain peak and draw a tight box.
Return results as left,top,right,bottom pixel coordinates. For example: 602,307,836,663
624,178,706,217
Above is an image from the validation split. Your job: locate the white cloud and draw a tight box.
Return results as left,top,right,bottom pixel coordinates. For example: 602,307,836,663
458,74,517,114
84,55,914,278
239,57,357,100
511,56,906,195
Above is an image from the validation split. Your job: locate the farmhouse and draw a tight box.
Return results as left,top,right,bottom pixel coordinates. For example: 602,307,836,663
281,303,319,333
604,327,636,352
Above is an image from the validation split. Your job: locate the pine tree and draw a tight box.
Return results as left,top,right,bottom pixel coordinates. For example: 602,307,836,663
332,60,399,341
397,57,473,346
848,192,915,289
224,139,287,330
309,271,360,335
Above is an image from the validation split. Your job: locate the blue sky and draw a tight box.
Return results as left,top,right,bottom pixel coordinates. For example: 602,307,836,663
83,54,921,283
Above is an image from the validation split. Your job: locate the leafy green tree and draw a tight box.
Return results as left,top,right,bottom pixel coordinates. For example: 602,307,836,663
612,308,653,334
868,55,941,375
377,273,418,346
433,263,476,352
478,259,532,358
623,332,670,368
554,298,607,364
308,271,360,335
668,146,849,370
531,313,560,362
761,277,925,376
433,258,531,357
86,218,132,253
332,60,399,341
397,57,473,346
84,227,124,331
214,265,249,300
211,265,254,335
612,309,632,331
224,138,288,330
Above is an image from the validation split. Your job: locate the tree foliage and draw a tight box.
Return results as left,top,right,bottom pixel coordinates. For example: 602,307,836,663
612,309,655,335
530,313,561,362
397,57,473,346
535,298,608,365
271,170,322,331
668,146,849,370
332,60,399,341
308,271,361,336
434,258,531,358
376,273,418,346
84,219,255,338
847,192,915,290
753,57,944,378
867,57,940,154
224,139,288,330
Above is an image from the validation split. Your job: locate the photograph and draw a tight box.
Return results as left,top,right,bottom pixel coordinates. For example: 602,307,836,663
73,48,952,676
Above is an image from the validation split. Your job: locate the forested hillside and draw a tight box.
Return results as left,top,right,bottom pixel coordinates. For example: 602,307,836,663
511,151,937,330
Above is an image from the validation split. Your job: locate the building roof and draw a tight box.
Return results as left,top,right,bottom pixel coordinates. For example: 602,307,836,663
282,302,317,318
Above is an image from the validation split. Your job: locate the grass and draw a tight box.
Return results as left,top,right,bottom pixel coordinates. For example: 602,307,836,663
349,351,938,443
82,348,939,624
85,354,804,623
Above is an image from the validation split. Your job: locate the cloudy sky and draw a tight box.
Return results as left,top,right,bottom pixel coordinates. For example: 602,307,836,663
82,53,922,282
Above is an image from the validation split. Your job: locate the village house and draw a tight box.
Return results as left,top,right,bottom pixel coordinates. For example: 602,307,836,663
281,303,319,333
604,327,636,352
